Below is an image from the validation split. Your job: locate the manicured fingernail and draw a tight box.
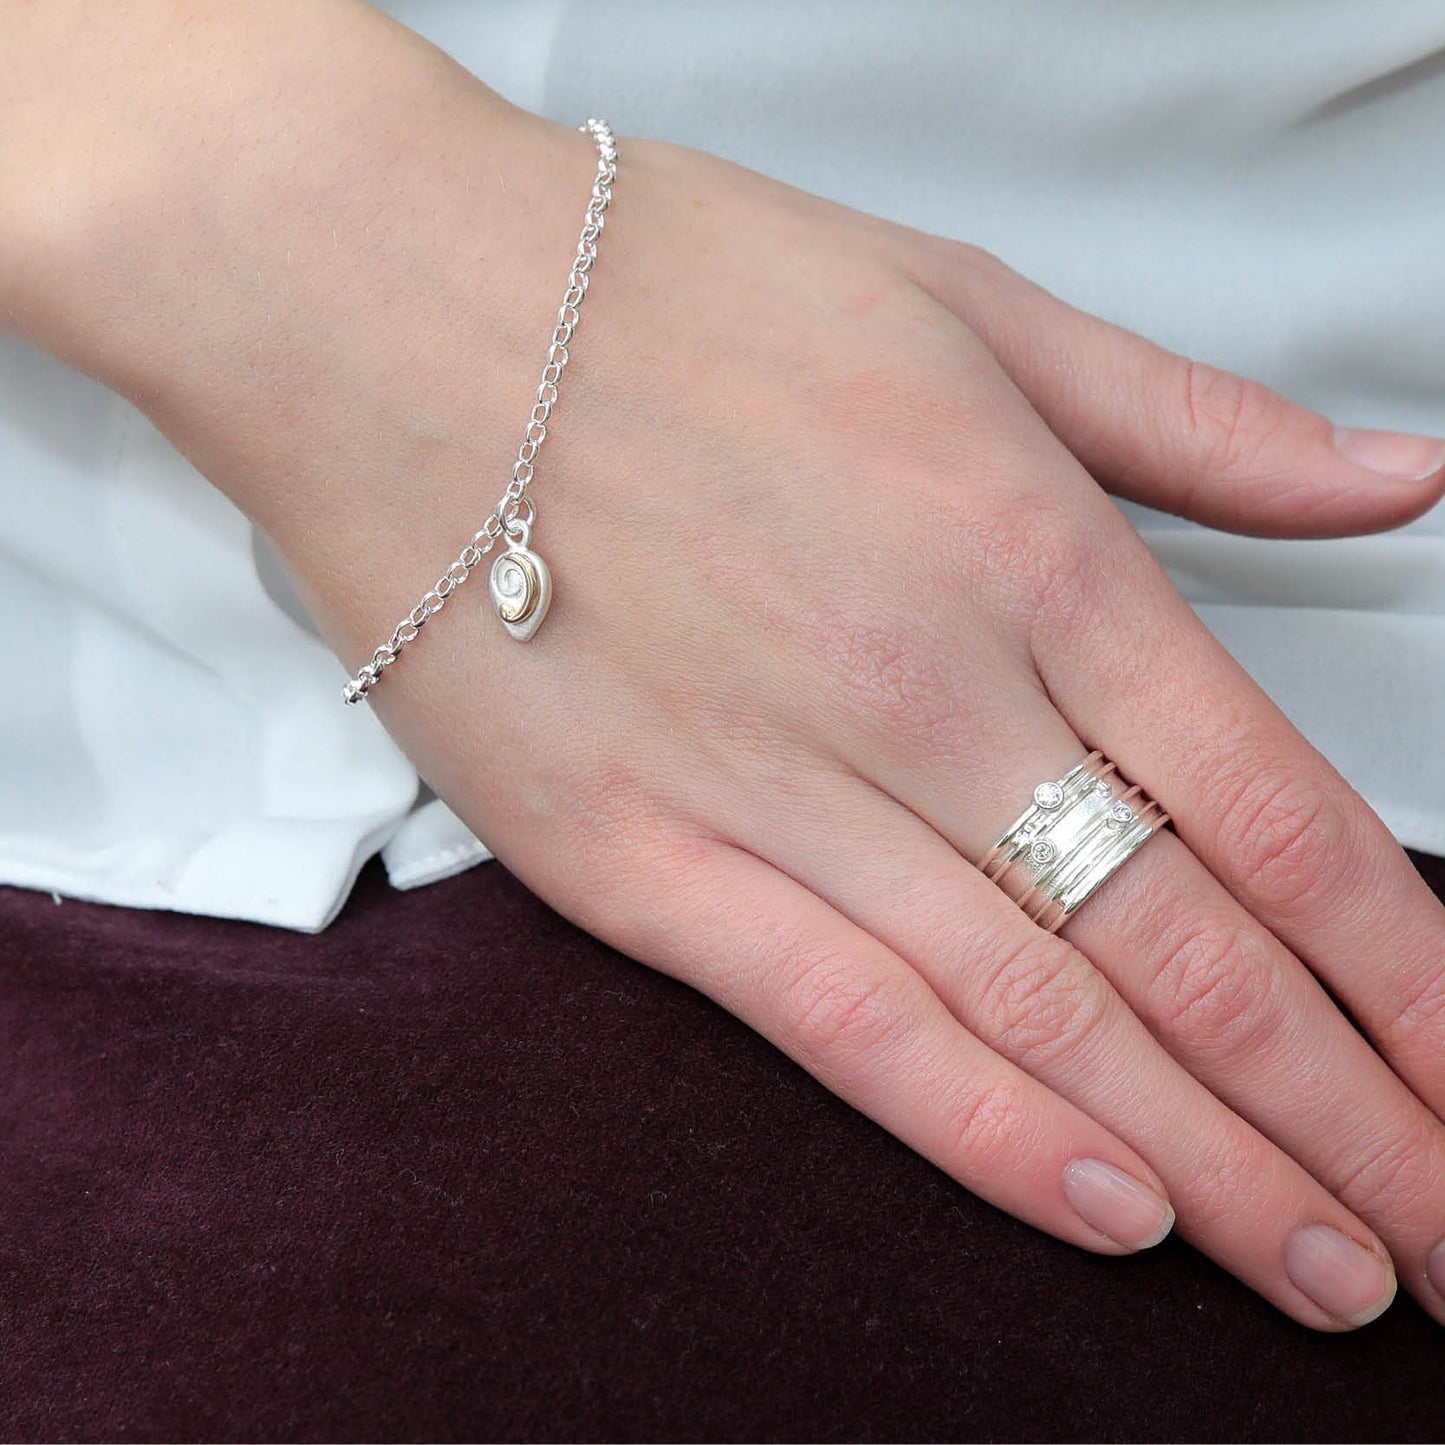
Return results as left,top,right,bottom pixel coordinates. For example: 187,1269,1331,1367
1062,1158,1174,1250
1285,1223,1396,1327
1426,1238,1445,1300
1333,427,1445,481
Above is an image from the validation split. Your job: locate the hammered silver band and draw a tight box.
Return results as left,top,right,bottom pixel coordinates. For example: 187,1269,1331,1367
978,750,1170,933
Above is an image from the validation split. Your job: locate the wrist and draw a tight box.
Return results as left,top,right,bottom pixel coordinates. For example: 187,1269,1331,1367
1,2,348,336
0,0,622,686
0,0,562,390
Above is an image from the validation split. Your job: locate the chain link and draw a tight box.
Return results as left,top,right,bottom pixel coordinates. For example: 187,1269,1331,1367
343,119,618,705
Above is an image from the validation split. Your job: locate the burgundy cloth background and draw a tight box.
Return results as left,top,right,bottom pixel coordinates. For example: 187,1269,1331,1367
2,852,1444,1443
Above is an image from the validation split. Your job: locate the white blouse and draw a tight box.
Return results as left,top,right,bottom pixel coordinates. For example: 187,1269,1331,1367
2,0,1441,929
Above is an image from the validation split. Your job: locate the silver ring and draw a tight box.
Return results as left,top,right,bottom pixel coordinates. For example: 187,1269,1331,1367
977,750,1170,933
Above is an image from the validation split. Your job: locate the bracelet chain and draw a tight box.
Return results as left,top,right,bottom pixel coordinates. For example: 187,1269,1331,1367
342,117,617,705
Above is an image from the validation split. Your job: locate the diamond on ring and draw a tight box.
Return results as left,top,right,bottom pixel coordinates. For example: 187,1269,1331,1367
1033,782,1064,810
978,750,1171,935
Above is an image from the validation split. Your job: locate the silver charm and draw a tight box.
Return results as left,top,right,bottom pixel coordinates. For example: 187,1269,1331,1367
489,521,552,642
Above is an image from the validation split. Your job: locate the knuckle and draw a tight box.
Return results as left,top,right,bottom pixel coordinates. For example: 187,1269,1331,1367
1375,965,1445,1059
782,948,917,1064
936,485,1104,649
568,826,721,953
951,240,1013,282
1020,516,1104,643
915,232,1011,281
1213,765,1353,917
975,930,1112,1070
970,495,1090,609
1145,918,1282,1064
1186,1135,1275,1233
559,760,680,892
1331,1127,1436,1218
824,617,962,748
860,364,955,443
1177,356,1292,476
814,316,969,452
564,758,653,840
939,1075,1026,1174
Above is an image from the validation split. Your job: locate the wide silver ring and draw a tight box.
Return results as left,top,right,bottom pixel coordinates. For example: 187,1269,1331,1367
977,750,1170,933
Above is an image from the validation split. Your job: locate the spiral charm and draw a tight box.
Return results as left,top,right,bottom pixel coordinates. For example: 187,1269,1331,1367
488,542,552,641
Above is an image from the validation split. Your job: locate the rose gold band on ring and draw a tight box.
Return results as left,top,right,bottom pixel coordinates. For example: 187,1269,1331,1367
977,750,1170,933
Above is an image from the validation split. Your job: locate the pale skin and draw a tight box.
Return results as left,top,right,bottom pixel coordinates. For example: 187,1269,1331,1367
5,0,1445,1332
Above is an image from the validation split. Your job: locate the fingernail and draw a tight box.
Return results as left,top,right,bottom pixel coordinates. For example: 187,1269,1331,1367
1062,1158,1175,1250
1284,1223,1396,1327
1426,1238,1445,1300
1333,427,1445,481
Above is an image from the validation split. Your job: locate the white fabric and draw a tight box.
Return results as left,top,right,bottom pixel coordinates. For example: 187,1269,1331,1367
2,0,1442,930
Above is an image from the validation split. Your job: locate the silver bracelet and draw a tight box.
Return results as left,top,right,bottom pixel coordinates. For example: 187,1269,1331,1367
342,118,618,706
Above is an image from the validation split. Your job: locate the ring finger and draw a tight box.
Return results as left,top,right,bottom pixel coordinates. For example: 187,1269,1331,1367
689,713,1400,1329
835,674,1445,1324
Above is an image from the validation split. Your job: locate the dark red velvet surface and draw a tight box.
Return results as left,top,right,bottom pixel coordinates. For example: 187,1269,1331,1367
2,852,1444,1443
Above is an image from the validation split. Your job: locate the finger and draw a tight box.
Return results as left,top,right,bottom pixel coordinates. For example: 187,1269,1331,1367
910,241,1445,537
827,629,1445,1327
1026,492,1445,1259
1064,826,1445,1328
686,739,1397,1330
603,830,1175,1256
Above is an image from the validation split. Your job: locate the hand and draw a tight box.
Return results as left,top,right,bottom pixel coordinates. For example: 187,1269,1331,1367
12,3,1445,1331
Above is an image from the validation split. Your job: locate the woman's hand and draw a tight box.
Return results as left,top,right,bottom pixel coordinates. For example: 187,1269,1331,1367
9,0,1445,1332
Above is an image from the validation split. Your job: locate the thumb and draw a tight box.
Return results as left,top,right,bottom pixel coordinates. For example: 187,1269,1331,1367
922,244,1445,538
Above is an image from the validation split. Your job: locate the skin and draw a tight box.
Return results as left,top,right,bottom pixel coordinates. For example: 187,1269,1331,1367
4,0,1445,1331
